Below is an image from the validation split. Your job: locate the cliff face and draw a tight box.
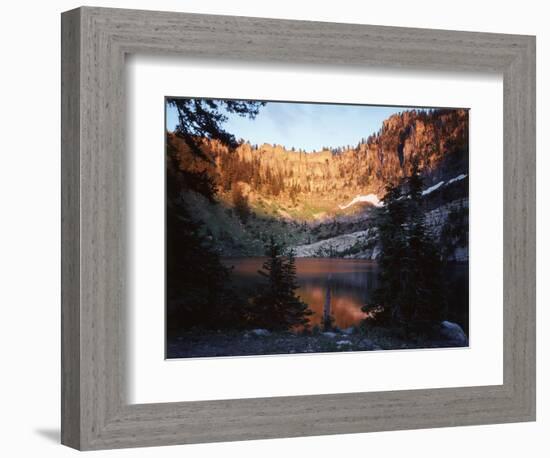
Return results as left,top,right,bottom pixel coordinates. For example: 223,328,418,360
168,108,468,222
293,197,468,262
167,107,468,259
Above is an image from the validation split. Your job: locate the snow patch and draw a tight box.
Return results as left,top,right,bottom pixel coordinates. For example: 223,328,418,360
422,181,445,196
422,174,467,196
339,194,382,209
448,173,468,184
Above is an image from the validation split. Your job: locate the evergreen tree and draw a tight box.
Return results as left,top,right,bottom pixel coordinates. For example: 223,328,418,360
363,161,446,330
166,98,264,333
289,184,299,205
403,161,446,324
165,195,243,334
166,137,218,202
232,183,250,224
167,98,265,161
251,238,312,330
365,182,408,324
281,249,313,328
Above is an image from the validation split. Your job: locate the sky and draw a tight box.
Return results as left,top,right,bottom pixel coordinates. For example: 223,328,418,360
166,99,420,152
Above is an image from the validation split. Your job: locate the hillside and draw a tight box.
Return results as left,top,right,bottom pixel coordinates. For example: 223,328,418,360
167,107,469,259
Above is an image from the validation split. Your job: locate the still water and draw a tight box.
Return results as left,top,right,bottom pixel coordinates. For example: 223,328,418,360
224,257,469,331
226,257,377,329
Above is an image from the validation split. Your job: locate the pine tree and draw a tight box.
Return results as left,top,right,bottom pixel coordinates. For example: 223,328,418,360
167,98,265,161
251,238,312,330
232,183,250,224
166,138,218,202
165,199,242,334
402,160,446,324
281,249,313,328
166,98,265,333
363,160,446,330
364,182,408,324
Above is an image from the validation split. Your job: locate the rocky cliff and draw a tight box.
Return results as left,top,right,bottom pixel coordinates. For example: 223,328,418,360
167,107,469,259
168,107,468,222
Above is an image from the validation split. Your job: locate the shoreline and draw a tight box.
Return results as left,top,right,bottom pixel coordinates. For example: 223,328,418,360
166,324,468,359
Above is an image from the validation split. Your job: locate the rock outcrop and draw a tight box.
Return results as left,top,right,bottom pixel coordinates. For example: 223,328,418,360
167,107,469,259
168,108,469,222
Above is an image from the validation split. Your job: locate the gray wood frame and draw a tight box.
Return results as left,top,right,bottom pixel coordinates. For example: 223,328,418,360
61,6,536,451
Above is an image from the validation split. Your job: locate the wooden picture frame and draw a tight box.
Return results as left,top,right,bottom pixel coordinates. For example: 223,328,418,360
61,6,536,450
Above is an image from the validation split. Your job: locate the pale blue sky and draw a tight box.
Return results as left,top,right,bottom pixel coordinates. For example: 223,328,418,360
166,100,421,152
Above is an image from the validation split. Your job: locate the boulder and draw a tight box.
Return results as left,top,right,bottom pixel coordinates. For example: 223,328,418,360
439,321,468,346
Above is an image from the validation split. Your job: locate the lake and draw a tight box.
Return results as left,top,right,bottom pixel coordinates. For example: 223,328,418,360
224,257,469,331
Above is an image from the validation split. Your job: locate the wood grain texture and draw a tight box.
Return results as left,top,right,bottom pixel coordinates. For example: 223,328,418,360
60,7,81,449
61,6,536,450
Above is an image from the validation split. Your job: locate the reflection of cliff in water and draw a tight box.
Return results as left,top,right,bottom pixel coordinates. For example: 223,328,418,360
226,258,377,329
225,257,468,333
297,267,378,328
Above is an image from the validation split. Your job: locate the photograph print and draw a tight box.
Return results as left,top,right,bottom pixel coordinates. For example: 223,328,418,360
165,97,469,359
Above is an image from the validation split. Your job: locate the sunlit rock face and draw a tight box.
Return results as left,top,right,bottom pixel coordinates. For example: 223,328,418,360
168,108,468,221
167,108,468,260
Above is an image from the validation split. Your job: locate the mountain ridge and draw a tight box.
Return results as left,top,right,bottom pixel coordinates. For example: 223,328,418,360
169,107,468,222
167,107,469,258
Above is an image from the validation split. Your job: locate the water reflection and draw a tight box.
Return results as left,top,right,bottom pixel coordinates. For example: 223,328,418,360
224,257,379,328
225,257,469,331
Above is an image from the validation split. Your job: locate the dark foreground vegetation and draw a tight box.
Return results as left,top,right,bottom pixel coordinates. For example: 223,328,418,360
166,98,314,337
165,97,469,358
362,160,448,331
167,321,468,359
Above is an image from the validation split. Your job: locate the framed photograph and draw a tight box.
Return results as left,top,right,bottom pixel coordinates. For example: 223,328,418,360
164,97,470,359
61,6,536,450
